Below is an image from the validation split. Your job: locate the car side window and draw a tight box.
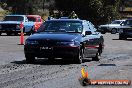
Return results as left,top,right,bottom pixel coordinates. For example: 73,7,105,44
87,22,96,34
126,20,132,25
83,22,91,31
37,18,41,22
82,22,92,35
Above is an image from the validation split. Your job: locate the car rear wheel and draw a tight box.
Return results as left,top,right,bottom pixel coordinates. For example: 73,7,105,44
92,52,100,61
0,32,2,35
74,48,84,64
119,34,127,40
25,54,35,64
101,31,106,34
111,29,117,34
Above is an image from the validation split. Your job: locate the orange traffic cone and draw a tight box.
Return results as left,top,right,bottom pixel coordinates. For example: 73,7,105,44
18,22,24,45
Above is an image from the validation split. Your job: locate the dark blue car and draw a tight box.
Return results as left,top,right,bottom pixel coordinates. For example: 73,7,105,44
24,19,104,64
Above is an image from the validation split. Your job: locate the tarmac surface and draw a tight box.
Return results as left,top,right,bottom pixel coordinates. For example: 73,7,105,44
0,33,132,88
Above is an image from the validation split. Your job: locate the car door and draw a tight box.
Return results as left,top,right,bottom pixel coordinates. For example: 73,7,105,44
83,22,99,57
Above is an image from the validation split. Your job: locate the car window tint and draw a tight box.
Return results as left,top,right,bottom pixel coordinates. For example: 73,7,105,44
126,20,132,25
111,21,121,24
37,23,47,32
27,17,36,22
4,16,24,21
37,21,83,33
89,22,97,32
83,22,91,31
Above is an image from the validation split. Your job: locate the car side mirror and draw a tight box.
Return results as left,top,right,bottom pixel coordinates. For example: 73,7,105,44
120,23,124,26
85,31,92,35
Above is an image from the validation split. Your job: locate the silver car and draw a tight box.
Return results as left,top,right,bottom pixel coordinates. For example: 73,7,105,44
98,20,125,34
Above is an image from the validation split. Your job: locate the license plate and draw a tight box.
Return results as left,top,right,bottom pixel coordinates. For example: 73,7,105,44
40,47,52,50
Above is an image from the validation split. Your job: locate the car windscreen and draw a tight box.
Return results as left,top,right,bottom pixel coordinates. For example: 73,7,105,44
122,20,132,25
3,16,24,21
27,17,36,22
111,20,122,24
37,21,83,33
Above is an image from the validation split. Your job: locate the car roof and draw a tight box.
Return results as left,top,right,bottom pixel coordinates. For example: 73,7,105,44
126,19,132,21
6,15,26,17
113,20,126,21
26,15,41,17
46,19,83,22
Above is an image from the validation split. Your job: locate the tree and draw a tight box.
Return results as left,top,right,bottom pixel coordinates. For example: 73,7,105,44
2,0,55,15
55,0,121,25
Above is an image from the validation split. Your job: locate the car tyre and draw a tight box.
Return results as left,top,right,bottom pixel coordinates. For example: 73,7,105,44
25,54,35,64
101,31,106,34
0,32,2,35
92,52,100,61
98,44,103,56
111,29,117,34
74,48,84,64
119,34,127,40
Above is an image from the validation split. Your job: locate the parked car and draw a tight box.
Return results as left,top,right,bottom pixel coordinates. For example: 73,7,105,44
24,19,104,64
98,20,125,34
26,15,43,32
0,15,41,35
119,19,132,40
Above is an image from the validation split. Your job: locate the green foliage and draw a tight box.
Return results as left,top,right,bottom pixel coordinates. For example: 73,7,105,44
0,10,11,15
3,0,52,15
1,0,121,25
55,0,121,25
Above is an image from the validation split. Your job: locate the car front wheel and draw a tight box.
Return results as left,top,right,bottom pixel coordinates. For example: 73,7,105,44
111,29,117,34
119,34,127,40
74,48,84,64
25,54,35,63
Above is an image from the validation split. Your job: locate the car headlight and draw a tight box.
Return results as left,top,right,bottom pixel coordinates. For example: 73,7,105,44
56,41,75,46
16,25,20,29
0,25,2,29
25,40,38,45
119,29,123,33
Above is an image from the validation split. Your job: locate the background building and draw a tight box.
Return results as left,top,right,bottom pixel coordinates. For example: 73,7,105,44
120,0,132,18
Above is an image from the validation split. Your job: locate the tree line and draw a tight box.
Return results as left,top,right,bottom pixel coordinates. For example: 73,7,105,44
0,0,122,25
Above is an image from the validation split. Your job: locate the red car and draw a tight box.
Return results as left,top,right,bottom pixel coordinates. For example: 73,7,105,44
26,15,43,32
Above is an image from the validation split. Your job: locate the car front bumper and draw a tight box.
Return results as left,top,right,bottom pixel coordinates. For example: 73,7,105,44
24,45,79,58
121,32,132,38
0,28,21,33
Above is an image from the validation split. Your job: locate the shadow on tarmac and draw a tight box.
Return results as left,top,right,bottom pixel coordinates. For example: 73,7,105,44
98,64,116,66
112,38,132,41
11,58,92,65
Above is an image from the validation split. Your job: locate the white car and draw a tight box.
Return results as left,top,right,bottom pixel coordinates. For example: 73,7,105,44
98,20,125,34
